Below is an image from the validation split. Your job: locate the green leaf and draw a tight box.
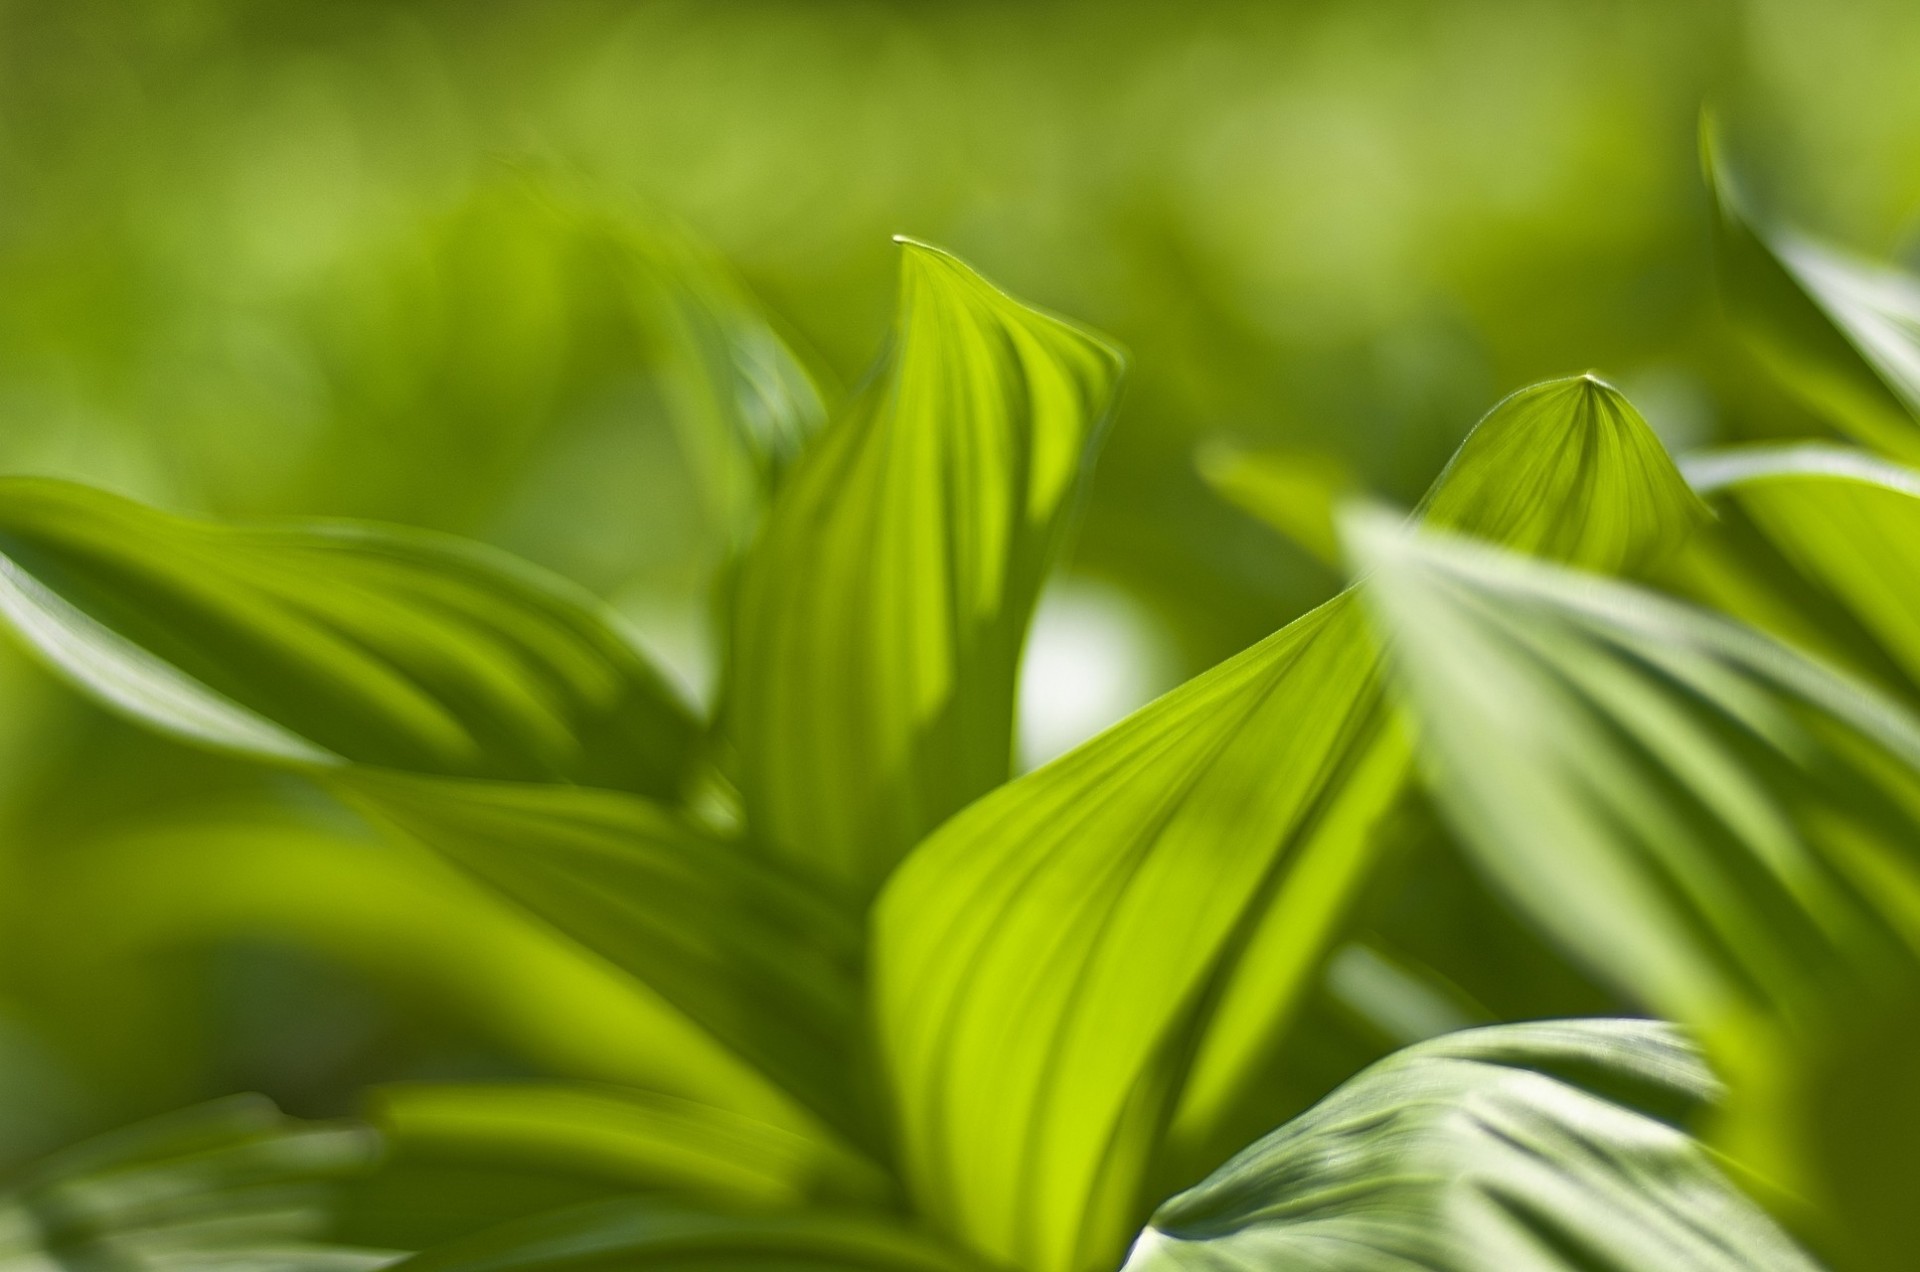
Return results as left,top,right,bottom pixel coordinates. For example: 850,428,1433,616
0,479,697,794
390,1198,982,1272
1683,444,1920,693
1127,1020,1819,1272
1415,374,1711,573
367,1083,890,1211
1704,121,1920,461
0,1095,397,1270
876,591,1400,1272
872,375,1707,1272
1211,375,1708,577
727,239,1125,892
333,770,868,1139
1347,508,1920,1267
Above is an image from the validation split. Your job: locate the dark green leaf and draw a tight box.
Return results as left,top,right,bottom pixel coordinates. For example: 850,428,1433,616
391,1198,982,1272
727,239,1125,892
368,1083,890,1210
334,771,867,1138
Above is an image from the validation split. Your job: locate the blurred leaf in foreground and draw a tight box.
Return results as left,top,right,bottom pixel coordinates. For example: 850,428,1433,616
1350,506,1920,1268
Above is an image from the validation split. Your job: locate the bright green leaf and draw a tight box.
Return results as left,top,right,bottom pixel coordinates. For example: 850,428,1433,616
1348,508,1920,1267
334,770,868,1140
1415,374,1710,573
727,239,1125,892
1128,1020,1818,1272
872,375,1707,1272
0,479,698,794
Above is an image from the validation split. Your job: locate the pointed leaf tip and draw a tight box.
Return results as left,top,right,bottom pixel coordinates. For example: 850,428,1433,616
1413,373,1710,573
729,238,1125,890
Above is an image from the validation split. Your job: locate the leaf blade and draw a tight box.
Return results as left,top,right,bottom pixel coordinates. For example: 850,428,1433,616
1347,508,1920,1266
872,375,1708,1272
334,771,869,1139
727,240,1125,891
0,480,698,794
1129,1021,1819,1272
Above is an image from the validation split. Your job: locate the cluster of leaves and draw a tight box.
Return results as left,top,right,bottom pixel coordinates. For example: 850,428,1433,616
6,134,1920,1272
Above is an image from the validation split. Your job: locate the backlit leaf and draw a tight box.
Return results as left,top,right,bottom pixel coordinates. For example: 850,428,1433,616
872,375,1707,1272
727,239,1125,892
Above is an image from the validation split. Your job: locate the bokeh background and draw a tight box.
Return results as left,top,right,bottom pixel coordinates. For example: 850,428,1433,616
3,0,1920,1169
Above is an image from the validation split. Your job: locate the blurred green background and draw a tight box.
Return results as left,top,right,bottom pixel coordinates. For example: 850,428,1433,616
3,0,1920,1169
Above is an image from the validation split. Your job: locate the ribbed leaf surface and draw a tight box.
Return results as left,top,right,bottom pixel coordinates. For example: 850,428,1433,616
1350,510,1920,1268
1128,1021,1817,1272
336,772,866,1137
873,376,1708,1272
728,239,1124,892
0,479,696,794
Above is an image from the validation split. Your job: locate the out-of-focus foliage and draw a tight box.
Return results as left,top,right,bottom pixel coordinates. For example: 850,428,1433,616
6,2,1920,1270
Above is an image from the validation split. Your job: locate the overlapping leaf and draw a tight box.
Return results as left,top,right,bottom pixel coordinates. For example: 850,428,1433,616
1348,509,1920,1267
368,1083,889,1210
0,479,697,794
391,1198,983,1272
872,375,1709,1272
334,771,867,1137
1126,1020,1817,1272
1705,124,1920,461
728,239,1125,892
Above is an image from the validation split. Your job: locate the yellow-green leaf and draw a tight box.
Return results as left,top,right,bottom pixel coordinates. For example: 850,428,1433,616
871,375,1707,1272
727,239,1125,892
